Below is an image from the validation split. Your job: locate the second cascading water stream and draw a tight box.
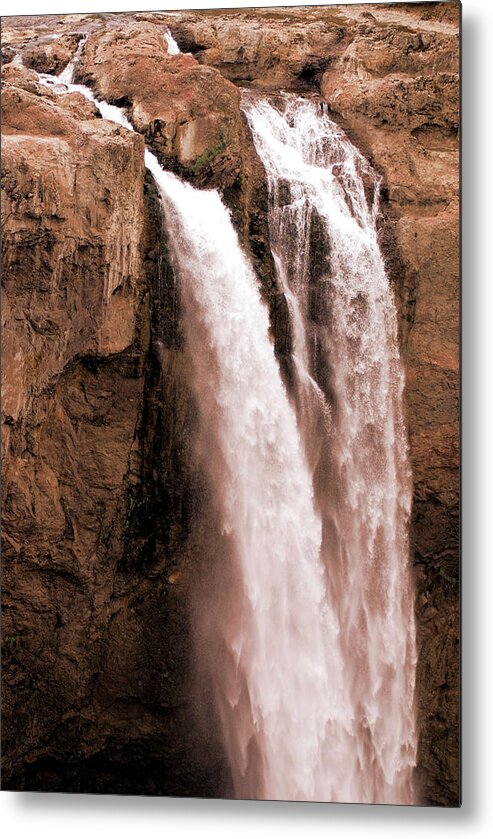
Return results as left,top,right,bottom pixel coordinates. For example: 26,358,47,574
37,41,417,802
242,93,418,804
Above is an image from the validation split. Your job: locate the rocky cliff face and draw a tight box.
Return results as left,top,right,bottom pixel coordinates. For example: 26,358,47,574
1,60,228,796
1,3,459,805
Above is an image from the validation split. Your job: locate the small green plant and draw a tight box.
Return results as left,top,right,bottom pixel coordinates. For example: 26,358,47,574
191,130,229,174
124,494,142,533
438,567,459,587
96,502,111,546
2,634,19,655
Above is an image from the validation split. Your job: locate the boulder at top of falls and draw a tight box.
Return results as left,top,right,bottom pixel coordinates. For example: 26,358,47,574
77,23,246,185
21,32,84,75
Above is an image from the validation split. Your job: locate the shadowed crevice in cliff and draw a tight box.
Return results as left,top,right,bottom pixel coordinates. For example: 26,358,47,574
113,173,233,798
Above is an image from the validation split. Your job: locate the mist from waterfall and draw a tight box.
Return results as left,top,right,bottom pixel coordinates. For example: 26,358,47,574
37,47,417,803
242,93,418,804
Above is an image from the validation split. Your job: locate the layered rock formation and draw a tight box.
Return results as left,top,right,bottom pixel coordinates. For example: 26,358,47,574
1,3,460,806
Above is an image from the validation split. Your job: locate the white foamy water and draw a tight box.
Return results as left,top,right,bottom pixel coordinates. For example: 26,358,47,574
243,93,418,803
57,35,87,84
38,38,134,132
147,162,361,803
165,27,181,55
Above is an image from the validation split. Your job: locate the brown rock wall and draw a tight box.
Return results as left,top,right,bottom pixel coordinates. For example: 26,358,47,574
1,59,229,796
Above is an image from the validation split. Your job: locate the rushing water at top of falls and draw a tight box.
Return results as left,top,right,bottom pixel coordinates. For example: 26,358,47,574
242,93,418,804
58,36,86,84
38,42,134,131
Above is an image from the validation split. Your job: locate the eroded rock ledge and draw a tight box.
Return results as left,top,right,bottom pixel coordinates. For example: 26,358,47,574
2,3,459,805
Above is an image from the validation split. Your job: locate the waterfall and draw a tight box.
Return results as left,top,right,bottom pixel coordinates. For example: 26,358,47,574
37,49,417,803
165,27,181,55
58,35,87,84
242,93,418,804
145,159,361,803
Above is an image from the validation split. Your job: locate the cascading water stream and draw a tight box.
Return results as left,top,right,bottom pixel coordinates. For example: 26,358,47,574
36,44,417,804
146,164,360,804
165,27,181,55
242,93,418,804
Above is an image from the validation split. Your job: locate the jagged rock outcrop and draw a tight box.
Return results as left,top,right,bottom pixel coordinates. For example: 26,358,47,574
21,32,83,75
1,4,460,805
77,25,242,179
166,11,348,89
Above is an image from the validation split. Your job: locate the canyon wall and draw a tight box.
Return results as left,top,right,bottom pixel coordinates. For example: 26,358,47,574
1,3,460,805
